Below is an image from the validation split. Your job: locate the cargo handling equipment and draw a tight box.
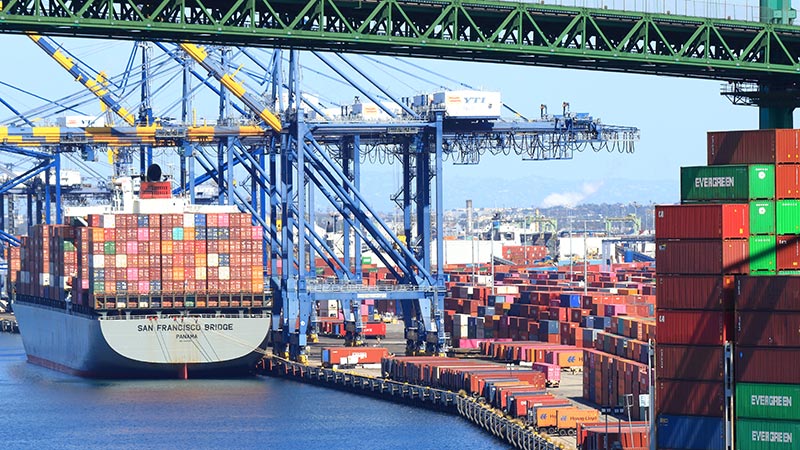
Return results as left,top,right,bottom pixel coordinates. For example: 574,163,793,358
0,35,638,364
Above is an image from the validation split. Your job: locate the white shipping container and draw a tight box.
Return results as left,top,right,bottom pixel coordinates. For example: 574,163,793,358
92,255,105,268
103,214,116,229
195,267,207,280
432,90,501,119
183,214,195,228
495,285,519,295
115,255,127,268
40,273,51,287
207,253,219,267
218,267,230,280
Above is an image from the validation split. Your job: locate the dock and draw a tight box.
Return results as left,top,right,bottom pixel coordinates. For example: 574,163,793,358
263,356,564,450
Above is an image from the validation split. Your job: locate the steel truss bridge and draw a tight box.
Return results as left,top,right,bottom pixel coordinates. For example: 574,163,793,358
1,0,799,126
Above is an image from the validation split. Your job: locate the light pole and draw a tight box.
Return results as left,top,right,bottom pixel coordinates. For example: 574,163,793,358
583,220,588,296
490,217,499,294
569,217,573,281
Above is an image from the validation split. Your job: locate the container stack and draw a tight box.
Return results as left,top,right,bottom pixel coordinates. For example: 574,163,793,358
582,315,654,420
5,244,21,297
500,244,548,265
14,211,266,311
734,276,800,446
654,203,748,447
15,225,78,303
656,129,800,449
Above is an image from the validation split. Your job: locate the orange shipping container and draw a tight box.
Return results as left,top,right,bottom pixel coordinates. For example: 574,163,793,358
534,406,600,429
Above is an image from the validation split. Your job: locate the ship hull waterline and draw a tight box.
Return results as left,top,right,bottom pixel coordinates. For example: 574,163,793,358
13,301,271,379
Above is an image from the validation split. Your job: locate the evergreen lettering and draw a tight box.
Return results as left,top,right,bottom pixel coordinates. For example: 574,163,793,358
752,431,793,443
694,176,734,188
751,395,792,407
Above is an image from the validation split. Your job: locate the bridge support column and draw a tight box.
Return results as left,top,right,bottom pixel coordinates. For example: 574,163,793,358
723,81,799,129
758,82,798,128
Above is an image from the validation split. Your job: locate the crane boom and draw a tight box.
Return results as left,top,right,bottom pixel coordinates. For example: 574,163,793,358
179,43,282,133
27,33,136,126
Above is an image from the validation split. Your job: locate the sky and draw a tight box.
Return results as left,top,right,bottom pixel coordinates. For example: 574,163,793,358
0,32,795,212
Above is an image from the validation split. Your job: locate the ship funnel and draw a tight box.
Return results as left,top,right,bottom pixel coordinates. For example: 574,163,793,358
146,164,162,182
140,164,171,200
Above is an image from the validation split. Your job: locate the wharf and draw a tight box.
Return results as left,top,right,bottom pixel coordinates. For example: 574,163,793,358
0,313,18,333
263,356,564,450
261,322,584,450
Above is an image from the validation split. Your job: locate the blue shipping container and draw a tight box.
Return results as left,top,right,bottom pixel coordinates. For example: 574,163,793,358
587,316,611,330
540,320,559,334
559,293,581,308
657,415,725,450
582,328,598,345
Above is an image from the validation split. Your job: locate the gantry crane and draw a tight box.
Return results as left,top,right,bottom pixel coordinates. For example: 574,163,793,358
0,38,640,361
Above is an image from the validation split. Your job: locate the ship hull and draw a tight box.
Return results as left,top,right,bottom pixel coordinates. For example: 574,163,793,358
13,300,270,378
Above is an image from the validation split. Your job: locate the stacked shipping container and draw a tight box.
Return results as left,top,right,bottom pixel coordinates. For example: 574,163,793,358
735,276,800,449
708,130,800,449
653,129,800,449
14,212,266,310
582,315,654,421
655,203,749,448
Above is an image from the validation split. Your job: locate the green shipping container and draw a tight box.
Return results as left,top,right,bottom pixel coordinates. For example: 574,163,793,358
750,235,777,272
62,241,76,252
737,383,800,421
750,201,776,235
736,418,800,449
681,164,775,203
103,241,115,255
92,281,104,292
776,200,800,234
751,270,777,276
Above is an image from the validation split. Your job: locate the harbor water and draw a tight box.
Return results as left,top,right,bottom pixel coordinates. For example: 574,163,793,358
1,334,506,449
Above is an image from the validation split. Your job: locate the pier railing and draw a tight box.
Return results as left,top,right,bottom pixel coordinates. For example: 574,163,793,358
265,357,563,450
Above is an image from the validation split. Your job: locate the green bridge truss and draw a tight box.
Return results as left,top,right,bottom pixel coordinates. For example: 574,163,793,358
0,0,799,124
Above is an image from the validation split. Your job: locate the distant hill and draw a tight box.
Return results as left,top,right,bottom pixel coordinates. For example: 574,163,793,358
354,171,678,212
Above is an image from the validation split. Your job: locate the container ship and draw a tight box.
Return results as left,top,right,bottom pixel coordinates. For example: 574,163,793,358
9,166,271,378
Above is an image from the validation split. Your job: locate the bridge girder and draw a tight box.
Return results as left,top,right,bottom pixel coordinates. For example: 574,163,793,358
0,0,798,83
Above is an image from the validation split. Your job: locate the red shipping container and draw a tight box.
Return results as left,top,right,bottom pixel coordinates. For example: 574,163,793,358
321,347,388,367
655,239,748,275
736,275,800,311
656,275,734,310
776,164,800,199
736,311,800,347
707,129,800,165
656,344,724,381
777,235,800,270
655,204,749,239
736,347,800,383
656,310,733,345
656,379,725,416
